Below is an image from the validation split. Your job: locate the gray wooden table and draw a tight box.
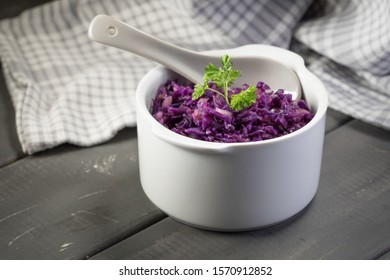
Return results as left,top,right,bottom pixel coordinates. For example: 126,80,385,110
1,1,389,260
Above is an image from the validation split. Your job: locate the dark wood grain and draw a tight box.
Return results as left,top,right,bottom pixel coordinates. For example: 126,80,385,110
0,128,166,259
1,0,387,261
0,64,24,167
378,250,390,260
0,108,353,260
91,120,390,260
0,0,53,20
324,108,352,133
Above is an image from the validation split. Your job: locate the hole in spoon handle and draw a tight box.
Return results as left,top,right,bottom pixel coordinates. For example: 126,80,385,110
107,26,117,37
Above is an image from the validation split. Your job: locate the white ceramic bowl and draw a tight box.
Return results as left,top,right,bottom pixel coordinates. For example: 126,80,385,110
136,44,328,231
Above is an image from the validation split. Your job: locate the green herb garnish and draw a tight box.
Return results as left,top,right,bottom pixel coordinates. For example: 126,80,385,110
192,55,256,110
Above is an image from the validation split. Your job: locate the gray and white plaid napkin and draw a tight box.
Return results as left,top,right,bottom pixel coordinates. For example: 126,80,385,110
0,0,389,154
295,0,390,131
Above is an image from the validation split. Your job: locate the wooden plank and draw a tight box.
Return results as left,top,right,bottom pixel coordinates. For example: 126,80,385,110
0,64,24,167
0,108,354,259
0,0,53,20
0,128,166,259
378,251,390,260
325,108,352,133
91,120,390,259
0,108,353,260
0,0,361,261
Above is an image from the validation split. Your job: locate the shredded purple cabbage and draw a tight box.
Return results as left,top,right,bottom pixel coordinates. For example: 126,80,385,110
151,80,314,143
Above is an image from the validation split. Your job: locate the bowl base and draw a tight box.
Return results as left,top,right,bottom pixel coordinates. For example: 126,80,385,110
166,201,312,232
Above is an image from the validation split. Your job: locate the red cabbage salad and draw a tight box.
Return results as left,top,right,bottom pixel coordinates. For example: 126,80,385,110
151,55,314,143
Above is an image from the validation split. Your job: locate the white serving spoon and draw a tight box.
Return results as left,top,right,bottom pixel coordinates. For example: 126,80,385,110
88,14,301,100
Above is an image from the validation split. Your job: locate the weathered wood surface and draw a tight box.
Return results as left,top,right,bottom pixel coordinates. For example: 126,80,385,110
0,0,388,260
0,65,24,167
0,128,166,259
378,251,390,260
0,106,353,260
91,120,390,260
0,0,52,19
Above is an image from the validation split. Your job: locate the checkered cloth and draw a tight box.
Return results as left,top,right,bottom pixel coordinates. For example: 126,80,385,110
295,0,390,131
0,0,389,154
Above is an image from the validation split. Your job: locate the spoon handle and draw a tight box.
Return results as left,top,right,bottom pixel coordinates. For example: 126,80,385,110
88,14,205,83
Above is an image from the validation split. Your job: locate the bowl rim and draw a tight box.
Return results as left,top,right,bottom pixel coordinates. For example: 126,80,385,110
136,45,328,151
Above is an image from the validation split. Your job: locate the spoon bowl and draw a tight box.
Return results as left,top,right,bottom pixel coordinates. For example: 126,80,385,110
88,14,302,100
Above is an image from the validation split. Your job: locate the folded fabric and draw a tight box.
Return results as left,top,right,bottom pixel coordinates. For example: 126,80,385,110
0,0,389,154
0,0,311,154
295,0,390,130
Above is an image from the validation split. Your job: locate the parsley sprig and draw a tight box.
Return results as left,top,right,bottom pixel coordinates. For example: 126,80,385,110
192,55,256,110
